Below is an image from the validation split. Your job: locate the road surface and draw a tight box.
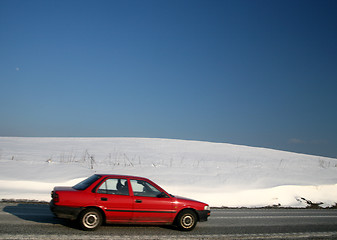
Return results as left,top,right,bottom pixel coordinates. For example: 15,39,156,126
1,202,337,239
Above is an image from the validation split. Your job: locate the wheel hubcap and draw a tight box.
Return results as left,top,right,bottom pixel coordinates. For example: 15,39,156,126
182,215,194,228
84,213,98,228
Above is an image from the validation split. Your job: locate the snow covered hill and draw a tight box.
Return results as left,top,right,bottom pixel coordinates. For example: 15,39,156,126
1,137,337,207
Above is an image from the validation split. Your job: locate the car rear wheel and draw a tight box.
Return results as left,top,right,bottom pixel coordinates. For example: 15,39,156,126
78,208,102,231
176,209,197,231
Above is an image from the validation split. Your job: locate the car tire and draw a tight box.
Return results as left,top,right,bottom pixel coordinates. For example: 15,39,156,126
78,208,102,231
175,209,197,231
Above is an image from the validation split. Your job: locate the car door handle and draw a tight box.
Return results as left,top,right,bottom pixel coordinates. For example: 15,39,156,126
101,197,108,201
135,199,142,203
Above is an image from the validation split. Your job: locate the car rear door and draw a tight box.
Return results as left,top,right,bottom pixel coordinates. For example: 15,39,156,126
94,177,133,222
130,179,175,223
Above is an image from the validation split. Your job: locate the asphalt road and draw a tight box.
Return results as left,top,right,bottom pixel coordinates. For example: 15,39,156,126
1,202,337,239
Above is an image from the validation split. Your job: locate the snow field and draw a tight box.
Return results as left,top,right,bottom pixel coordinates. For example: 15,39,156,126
1,137,337,207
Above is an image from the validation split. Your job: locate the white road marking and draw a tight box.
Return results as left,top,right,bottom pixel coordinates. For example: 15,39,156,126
1,232,337,240
211,215,337,219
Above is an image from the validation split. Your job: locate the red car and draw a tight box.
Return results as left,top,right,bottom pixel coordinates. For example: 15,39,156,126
50,174,210,231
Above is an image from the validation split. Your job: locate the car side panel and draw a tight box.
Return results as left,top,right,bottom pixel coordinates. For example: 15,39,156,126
95,193,133,222
131,196,175,223
56,190,95,207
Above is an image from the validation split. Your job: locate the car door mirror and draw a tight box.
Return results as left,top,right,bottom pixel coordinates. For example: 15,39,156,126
157,192,168,198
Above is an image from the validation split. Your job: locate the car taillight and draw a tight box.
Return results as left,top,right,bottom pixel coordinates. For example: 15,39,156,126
52,191,59,203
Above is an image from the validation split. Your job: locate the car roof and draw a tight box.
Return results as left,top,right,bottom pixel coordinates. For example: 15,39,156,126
95,174,149,180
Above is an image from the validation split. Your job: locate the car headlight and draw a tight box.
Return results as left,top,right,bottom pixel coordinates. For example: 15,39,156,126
204,205,210,211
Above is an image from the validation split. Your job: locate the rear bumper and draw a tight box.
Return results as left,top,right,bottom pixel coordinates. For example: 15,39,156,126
49,201,83,220
196,210,210,222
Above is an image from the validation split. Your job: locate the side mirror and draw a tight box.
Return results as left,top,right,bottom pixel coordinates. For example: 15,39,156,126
157,192,168,198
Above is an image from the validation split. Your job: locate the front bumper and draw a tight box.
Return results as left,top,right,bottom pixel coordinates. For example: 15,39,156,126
196,210,210,222
49,201,83,221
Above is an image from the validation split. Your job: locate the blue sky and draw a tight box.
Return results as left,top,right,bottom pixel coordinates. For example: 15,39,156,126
1,0,337,158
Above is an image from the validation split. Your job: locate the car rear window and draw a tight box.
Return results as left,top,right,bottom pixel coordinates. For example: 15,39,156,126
73,175,101,190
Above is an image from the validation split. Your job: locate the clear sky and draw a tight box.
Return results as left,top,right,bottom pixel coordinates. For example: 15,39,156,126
1,0,337,158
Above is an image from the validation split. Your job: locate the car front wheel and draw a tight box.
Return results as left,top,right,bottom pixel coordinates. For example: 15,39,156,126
176,209,197,231
78,208,102,231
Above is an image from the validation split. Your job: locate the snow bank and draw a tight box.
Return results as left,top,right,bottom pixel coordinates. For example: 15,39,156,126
1,137,337,207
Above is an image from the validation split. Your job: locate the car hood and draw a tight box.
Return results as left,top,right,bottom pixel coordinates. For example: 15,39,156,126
174,195,204,204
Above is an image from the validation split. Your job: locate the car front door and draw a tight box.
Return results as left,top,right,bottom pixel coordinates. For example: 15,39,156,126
95,178,133,222
130,179,175,223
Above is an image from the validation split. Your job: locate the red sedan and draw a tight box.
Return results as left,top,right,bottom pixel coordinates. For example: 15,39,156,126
50,174,210,231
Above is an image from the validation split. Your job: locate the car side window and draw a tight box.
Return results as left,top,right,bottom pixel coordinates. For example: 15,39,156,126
97,178,129,196
130,179,161,197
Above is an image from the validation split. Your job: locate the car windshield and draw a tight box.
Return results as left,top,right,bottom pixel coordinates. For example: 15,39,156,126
73,175,101,190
